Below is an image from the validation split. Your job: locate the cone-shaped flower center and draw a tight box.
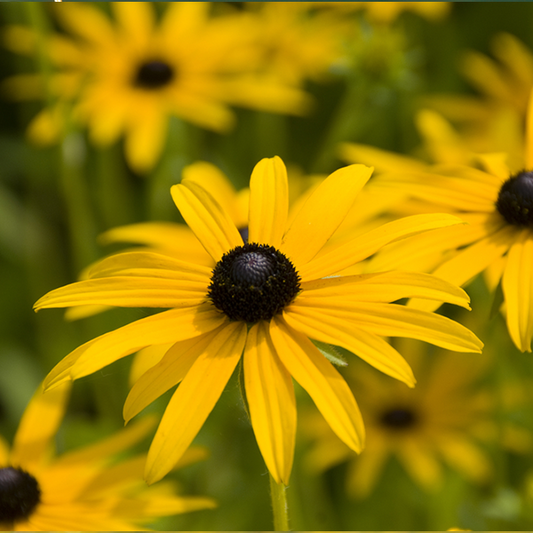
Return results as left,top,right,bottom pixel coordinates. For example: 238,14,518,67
0,467,41,523
380,407,417,430
208,243,301,323
134,60,174,89
496,170,533,226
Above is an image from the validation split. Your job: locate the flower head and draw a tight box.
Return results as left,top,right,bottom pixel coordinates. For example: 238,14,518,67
2,3,310,172
0,382,214,531
302,339,529,498
34,156,482,486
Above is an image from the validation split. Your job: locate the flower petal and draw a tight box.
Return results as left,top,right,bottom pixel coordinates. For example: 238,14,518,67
43,305,225,390
243,322,296,485
33,277,207,309
281,164,373,268
299,271,471,309
123,330,222,423
292,300,483,353
112,2,155,50
10,382,71,468
300,213,464,280
145,321,247,484
248,156,289,248
171,180,243,263
283,306,415,386
270,317,365,453
502,229,533,352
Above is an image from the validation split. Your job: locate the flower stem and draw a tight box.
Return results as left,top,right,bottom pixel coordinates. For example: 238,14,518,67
269,472,290,531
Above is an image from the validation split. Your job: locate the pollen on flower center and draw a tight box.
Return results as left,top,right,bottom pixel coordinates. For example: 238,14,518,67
134,60,175,89
380,408,417,430
207,243,301,323
496,170,533,226
0,467,41,523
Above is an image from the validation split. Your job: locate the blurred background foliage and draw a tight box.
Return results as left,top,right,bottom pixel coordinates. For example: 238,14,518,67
1,2,533,530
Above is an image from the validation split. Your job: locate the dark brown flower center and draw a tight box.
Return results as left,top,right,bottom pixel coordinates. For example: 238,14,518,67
380,408,417,430
496,170,533,226
208,243,301,323
134,60,174,89
0,467,41,524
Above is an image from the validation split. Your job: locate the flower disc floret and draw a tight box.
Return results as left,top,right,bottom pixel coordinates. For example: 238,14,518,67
496,170,533,226
134,60,175,89
380,408,417,430
0,467,41,523
207,243,301,323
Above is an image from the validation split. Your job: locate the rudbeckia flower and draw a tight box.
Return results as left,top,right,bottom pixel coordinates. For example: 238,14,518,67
2,2,310,172
0,382,215,531
344,91,533,352
34,156,482,486
302,340,530,498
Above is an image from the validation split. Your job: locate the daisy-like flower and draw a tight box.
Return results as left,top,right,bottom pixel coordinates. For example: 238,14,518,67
2,3,310,172
302,340,530,498
34,156,482,486
0,382,215,531
343,91,533,352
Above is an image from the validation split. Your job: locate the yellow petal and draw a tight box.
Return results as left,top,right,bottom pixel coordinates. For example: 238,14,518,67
248,156,289,248
294,300,483,353
33,276,207,309
299,271,471,309
301,213,464,280
182,162,244,225
86,251,212,281
283,306,415,386
112,2,155,50
281,164,373,268
43,305,225,389
11,382,71,468
502,230,533,352
124,103,167,173
123,330,222,423
171,180,243,263
270,317,365,453
145,322,247,484
526,89,533,168
243,322,296,485
53,415,156,467
54,4,115,46
397,437,442,489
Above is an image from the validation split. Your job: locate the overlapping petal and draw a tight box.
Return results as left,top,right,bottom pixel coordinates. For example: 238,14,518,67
145,321,247,484
281,164,373,268
270,317,365,453
171,180,243,262
123,331,222,423
502,229,533,352
300,213,464,280
248,156,289,248
243,322,296,485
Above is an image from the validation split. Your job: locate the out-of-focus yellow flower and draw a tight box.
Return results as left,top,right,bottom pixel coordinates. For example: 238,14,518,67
315,2,451,24
2,3,310,172
34,157,481,487
302,340,531,498
241,2,350,86
0,382,214,531
343,91,533,353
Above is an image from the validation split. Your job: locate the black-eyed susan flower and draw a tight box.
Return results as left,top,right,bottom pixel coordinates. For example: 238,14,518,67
0,382,215,531
2,3,310,172
341,91,533,353
302,340,530,498
34,156,482,486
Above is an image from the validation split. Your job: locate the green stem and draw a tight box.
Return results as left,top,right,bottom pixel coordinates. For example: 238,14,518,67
269,472,290,531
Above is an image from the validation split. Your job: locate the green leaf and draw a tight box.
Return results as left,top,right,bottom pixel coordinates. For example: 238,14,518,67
312,340,347,367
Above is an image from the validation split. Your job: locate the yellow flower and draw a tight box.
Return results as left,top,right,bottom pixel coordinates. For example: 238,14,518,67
34,156,482,486
2,3,310,172
342,91,533,352
315,2,451,24
302,339,529,498
0,382,215,531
